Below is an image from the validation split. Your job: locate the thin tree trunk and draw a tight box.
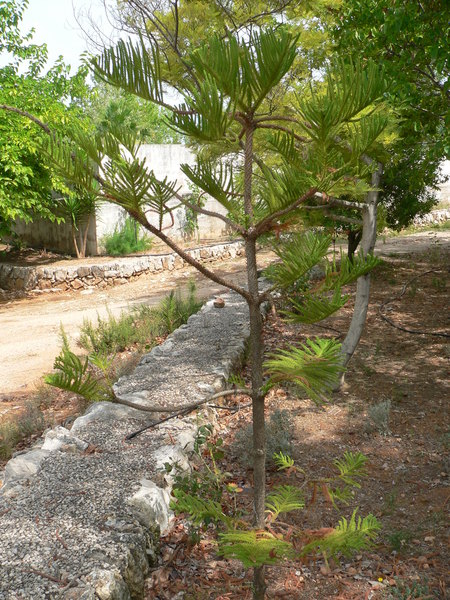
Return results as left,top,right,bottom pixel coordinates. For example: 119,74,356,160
242,120,266,599
337,163,382,386
81,215,91,258
71,223,81,258
347,228,362,262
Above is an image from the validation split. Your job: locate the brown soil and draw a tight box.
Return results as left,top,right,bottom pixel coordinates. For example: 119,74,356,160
145,231,449,599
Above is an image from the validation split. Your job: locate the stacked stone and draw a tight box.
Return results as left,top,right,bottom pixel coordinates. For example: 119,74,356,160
0,241,244,293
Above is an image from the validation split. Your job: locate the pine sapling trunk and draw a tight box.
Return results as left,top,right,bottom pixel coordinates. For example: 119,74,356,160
242,121,267,599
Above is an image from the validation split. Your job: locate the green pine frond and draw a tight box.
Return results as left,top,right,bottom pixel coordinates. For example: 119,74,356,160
265,338,342,403
322,251,380,291
170,75,234,141
334,451,368,488
302,509,381,560
273,451,295,471
181,159,237,212
265,485,305,520
91,35,163,104
265,232,331,289
192,29,298,112
170,489,234,528
219,530,294,567
284,288,349,324
45,349,106,402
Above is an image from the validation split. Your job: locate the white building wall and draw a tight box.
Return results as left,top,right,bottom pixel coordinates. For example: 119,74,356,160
95,144,230,250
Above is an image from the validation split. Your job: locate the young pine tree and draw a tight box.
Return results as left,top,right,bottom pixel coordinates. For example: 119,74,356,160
37,29,388,597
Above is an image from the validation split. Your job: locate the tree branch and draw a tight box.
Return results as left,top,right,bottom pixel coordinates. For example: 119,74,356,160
130,208,250,300
124,388,251,440
0,104,51,134
252,187,318,236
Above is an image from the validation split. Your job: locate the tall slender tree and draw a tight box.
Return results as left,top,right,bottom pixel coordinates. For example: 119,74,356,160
6,29,388,596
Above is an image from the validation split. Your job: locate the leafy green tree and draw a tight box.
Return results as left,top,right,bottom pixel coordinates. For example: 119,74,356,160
0,0,91,238
86,79,180,143
331,0,449,231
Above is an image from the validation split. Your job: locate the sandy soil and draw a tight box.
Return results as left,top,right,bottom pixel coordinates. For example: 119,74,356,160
0,249,275,396
0,231,447,398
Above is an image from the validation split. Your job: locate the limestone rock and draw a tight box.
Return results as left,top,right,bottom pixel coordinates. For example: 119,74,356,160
86,568,130,600
2,449,50,490
41,425,89,452
127,479,173,534
71,402,148,433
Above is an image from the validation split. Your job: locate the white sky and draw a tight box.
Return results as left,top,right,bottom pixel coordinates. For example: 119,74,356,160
4,0,116,72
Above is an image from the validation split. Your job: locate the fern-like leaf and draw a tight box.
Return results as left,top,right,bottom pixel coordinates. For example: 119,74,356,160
45,349,106,402
170,489,233,528
273,451,295,471
265,485,305,521
265,232,331,289
334,451,368,488
219,530,294,567
265,338,342,402
302,509,381,560
284,288,349,324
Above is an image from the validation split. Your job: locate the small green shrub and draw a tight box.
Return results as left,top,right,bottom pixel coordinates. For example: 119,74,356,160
102,216,153,256
169,442,379,570
79,281,202,355
231,409,293,467
386,578,438,599
0,400,46,460
365,399,391,435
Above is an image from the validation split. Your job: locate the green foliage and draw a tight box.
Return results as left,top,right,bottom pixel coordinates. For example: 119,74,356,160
171,489,234,528
386,579,438,600
102,216,153,256
79,282,202,354
329,451,368,505
44,348,111,403
87,79,179,144
265,232,331,290
0,0,92,233
365,399,391,435
301,509,381,560
332,0,449,228
171,443,379,570
0,400,46,460
219,531,295,568
265,485,305,521
158,281,203,333
273,451,295,471
265,338,343,402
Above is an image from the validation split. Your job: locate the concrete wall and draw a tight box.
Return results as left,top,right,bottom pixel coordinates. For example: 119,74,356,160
13,214,97,256
95,144,230,250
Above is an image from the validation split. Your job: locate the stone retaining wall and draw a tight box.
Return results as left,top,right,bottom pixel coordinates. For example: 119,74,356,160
0,240,244,292
0,287,254,599
413,208,450,227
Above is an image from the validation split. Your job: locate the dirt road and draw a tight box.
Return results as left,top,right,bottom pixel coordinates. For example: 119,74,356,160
0,231,448,396
0,250,276,396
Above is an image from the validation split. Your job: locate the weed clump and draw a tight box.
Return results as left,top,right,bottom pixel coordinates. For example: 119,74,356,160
102,216,153,256
231,409,294,467
79,281,202,354
365,399,391,435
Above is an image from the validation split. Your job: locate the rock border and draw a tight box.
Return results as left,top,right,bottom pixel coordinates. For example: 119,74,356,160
0,240,244,292
0,286,255,600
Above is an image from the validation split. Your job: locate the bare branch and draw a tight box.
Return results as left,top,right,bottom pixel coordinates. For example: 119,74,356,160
124,388,251,440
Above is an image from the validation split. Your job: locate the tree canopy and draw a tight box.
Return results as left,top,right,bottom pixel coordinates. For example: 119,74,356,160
0,0,91,234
